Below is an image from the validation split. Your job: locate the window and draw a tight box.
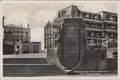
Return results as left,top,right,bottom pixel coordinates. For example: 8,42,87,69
105,14,110,20
4,30,6,32
55,33,57,38
110,16,114,21
115,16,117,22
55,40,57,47
58,13,60,18
101,55,104,60
17,45,20,49
50,38,52,44
13,30,15,33
26,36,28,38
25,39,28,42
45,29,48,36
48,29,50,35
33,45,39,53
48,39,50,45
99,32,102,37
98,15,101,19
63,11,66,17
26,31,28,34
87,31,91,36
86,22,89,27
62,12,64,17
113,52,117,59
21,39,23,41
21,31,23,34
97,23,102,28
95,15,98,19
48,28,51,35
17,39,19,42
86,14,89,18
82,12,86,18
9,30,11,32
49,28,51,35
45,39,47,48
98,40,102,43
13,39,15,41
83,35,86,44
17,30,19,33
94,32,97,36
94,39,97,43
78,10,80,15
13,35,15,37
111,33,114,38
89,14,92,18
92,14,95,19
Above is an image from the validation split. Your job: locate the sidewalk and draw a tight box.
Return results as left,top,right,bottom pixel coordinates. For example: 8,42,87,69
3,53,47,58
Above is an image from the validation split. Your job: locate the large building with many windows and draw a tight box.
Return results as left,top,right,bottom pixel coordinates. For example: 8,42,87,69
3,17,41,54
4,24,30,42
44,5,117,58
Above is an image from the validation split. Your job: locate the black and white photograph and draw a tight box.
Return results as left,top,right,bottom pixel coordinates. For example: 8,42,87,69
1,1,119,79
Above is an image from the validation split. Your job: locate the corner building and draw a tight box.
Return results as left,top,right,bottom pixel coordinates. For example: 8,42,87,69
3,24,41,54
44,5,117,71
4,24,30,43
45,5,117,50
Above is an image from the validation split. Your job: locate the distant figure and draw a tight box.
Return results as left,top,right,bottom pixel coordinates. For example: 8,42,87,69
15,49,19,55
16,45,20,55
15,49,20,55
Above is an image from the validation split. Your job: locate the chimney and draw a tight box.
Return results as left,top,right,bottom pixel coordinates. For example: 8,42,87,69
28,23,29,28
3,16,5,27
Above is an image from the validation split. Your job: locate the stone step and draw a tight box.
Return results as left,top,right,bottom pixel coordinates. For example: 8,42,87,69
3,64,64,76
3,58,47,64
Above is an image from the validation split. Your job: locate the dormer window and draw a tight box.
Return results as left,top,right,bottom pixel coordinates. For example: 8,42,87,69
89,14,92,19
95,15,98,19
86,14,89,18
82,12,86,18
98,15,101,19
78,10,80,14
58,13,60,18
110,16,114,21
62,11,66,17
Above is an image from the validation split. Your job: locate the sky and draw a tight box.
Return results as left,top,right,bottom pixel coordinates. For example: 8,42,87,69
2,1,118,50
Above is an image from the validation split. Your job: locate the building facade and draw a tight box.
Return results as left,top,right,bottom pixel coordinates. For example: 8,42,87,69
54,5,117,47
44,5,117,58
44,5,118,72
3,32,14,54
16,41,41,54
3,18,41,54
4,24,30,42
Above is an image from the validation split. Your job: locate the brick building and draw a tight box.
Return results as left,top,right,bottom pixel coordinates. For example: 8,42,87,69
4,24,30,42
16,41,41,54
3,17,41,54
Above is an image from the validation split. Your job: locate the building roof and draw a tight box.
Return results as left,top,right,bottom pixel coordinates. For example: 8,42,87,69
80,10,101,15
98,11,117,15
4,24,30,29
44,21,60,28
58,5,77,12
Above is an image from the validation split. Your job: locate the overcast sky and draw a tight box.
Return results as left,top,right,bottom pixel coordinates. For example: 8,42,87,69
2,2,118,50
